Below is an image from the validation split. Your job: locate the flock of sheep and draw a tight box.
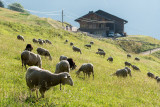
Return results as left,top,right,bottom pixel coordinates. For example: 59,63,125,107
17,34,159,98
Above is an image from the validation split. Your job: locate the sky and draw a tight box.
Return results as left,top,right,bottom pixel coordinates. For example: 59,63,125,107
2,0,160,39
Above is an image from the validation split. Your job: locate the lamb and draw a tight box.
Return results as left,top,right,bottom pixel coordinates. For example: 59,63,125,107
55,60,70,73
96,51,105,57
33,38,38,43
70,42,74,46
76,63,94,80
125,61,132,67
127,54,131,58
84,44,91,49
59,55,68,61
26,66,73,98
107,57,113,62
111,67,132,77
21,50,42,70
90,41,94,45
131,65,141,71
45,39,52,44
24,44,33,51
37,47,52,60
72,46,82,54
17,35,24,41
98,48,104,52
135,57,140,61
147,72,155,78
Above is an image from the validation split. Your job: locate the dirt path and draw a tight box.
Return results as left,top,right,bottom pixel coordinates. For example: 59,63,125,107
140,48,160,55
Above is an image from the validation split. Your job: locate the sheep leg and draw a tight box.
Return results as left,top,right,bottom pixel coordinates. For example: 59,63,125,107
39,88,45,98
36,89,38,98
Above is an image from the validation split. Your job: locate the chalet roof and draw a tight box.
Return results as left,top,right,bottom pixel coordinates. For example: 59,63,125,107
75,10,128,23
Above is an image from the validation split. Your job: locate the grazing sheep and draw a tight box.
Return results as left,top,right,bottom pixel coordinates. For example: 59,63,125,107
156,77,160,83
21,51,42,70
67,58,77,70
65,39,68,43
155,76,159,79
37,47,52,60
45,39,52,44
55,60,70,73
98,48,104,52
38,39,43,45
72,46,82,54
131,65,141,71
124,61,132,67
147,72,155,78
135,57,140,61
84,44,91,49
59,55,68,61
33,38,38,43
90,41,94,45
70,42,74,46
127,54,131,58
26,66,73,98
76,63,94,80
17,35,24,41
96,51,105,57
111,67,132,77
107,57,113,62
25,44,33,51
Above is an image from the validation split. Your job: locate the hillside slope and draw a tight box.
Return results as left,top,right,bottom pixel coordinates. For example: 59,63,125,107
1,8,160,106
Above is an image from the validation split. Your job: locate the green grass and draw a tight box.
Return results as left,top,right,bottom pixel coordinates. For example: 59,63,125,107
1,7,160,106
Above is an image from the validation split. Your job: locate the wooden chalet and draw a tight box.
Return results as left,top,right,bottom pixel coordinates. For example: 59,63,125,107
75,10,128,37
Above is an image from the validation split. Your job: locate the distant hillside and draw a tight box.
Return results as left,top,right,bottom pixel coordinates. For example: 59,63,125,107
1,7,160,106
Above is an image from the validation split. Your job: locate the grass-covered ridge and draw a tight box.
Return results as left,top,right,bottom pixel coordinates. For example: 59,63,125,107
1,7,160,106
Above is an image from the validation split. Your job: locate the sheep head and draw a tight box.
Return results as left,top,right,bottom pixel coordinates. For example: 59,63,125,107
61,73,73,86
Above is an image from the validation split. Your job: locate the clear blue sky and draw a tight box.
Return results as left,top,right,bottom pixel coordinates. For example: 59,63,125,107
2,0,160,39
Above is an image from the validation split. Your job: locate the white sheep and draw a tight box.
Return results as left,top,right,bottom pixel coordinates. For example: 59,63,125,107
111,67,132,77
76,63,94,80
26,66,73,98
37,47,52,60
72,46,82,54
17,35,24,41
21,50,42,70
55,60,70,73
59,55,68,61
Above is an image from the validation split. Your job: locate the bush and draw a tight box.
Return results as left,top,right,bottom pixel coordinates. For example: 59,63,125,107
8,3,29,14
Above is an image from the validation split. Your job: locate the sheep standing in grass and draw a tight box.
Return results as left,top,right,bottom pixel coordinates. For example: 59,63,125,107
96,51,105,57
37,47,52,60
17,35,24,41
127,54,131,58
70,42,74,46
90,41,94,45
98,48,104,52
45,39,52,44
25,44,33,51
135,57,140,61
147,72,155,78
33,38,38,43
38,39,44,45
131,65,141,71
26,66,73,98
21,51,42,70
107,57,113,62
111,67,132,77
125,61,132,67
55,60,70,73
72,46,82,54
84,44,91,49
76,63,94,80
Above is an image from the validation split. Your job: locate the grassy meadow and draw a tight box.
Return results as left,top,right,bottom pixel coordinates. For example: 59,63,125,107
1,7,160,106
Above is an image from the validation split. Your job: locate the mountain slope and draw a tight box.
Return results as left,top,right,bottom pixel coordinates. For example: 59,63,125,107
0,7,160,106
